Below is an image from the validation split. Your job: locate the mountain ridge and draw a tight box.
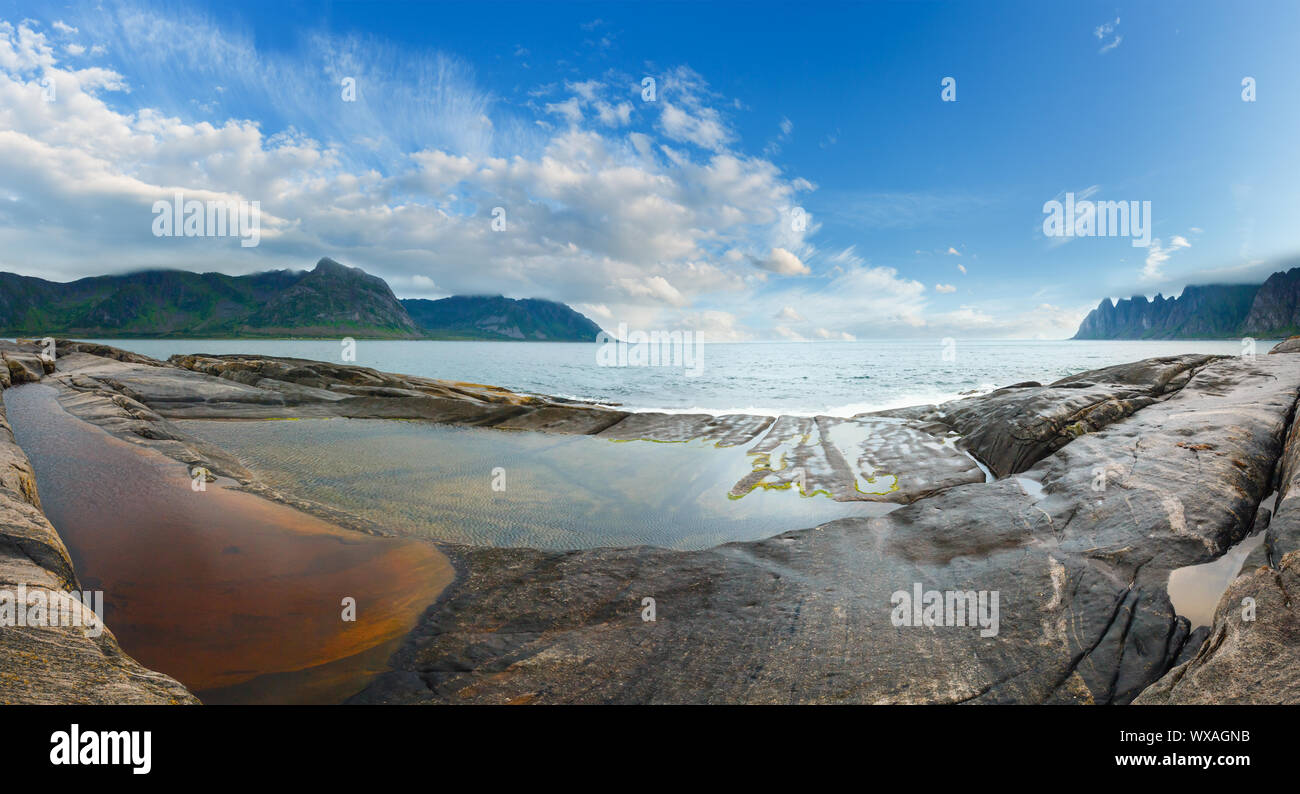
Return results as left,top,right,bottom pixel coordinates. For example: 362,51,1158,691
1073,265,1300,339
0,258,604,341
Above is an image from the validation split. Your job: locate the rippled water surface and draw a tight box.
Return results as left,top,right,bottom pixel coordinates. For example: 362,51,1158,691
181,418,889,550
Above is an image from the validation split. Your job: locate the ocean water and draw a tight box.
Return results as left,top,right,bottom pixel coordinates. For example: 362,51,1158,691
82,338,1274,416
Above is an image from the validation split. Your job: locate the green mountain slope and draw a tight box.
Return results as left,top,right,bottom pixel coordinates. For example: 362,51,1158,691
400,295,604,341
0,258,602,340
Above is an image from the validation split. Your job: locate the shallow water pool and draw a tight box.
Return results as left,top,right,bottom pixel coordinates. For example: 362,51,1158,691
181,417,890,550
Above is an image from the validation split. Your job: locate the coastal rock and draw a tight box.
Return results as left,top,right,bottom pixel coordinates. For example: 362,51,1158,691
1136,358,1300,703
1133,553,1300,704
878,354,1217,477
54,340,168,367
352,353,1300,704
494,405,630,434
597,412,775,446
1270,335,1300,354
3,354,45,385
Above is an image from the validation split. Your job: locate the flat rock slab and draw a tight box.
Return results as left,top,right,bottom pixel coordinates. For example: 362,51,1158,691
1138,350,1300,703
1031,354,1300,573
596,412,775,446
494,405,629,435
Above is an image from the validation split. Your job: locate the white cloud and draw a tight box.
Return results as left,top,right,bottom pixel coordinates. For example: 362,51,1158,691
946,246,960,255
658,101,731,150
618,275,688,306
935,283,956,293
1095,17,1122,54
755,247,810,276
595,100,632,127
776,306,805,322
545,97,582,124
957,264,967,274
1141,235,1192,281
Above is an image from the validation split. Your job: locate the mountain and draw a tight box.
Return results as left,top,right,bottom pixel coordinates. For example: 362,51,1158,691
241,257,418,336
0,258,601,340
401,295,604,341
1073,267,1300,339
1242,267,1300,336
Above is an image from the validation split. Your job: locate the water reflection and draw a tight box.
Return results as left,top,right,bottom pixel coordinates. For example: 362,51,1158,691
181,417,890,551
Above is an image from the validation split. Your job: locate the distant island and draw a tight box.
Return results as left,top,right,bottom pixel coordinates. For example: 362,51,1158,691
0,257,604,341
1074,265,1300,339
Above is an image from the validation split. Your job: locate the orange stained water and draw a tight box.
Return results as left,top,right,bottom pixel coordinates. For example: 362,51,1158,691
3,384,454,703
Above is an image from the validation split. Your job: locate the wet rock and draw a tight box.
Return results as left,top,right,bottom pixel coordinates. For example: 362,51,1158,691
1136,370,1300,704
728,415,985,503
597,412,774,446
1033,355,1299,572
495,405,629,435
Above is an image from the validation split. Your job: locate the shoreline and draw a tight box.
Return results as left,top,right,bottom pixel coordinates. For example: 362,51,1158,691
2,337,1299,704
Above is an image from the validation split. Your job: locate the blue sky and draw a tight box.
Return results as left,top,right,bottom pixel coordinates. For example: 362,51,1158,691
1,0,1298,339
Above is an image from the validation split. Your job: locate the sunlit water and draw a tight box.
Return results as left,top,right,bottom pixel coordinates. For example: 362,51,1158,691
180,418,892,550
79,338,1277,416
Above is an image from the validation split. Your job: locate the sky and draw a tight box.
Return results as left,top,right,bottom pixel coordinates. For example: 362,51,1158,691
1,0,1298,340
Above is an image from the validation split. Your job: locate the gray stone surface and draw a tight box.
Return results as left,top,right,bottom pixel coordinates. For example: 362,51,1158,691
1136,347,1300,703
874,355,1218,478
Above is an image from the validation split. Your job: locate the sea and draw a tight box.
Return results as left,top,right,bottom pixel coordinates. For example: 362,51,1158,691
79,337,1276,416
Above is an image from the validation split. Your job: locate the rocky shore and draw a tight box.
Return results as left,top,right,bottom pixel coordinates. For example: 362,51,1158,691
2,337,1298,704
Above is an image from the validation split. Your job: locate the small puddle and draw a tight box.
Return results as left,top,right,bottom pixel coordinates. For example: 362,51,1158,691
1167,495,1275,629
3,384,453,703
1014,475,1046,502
